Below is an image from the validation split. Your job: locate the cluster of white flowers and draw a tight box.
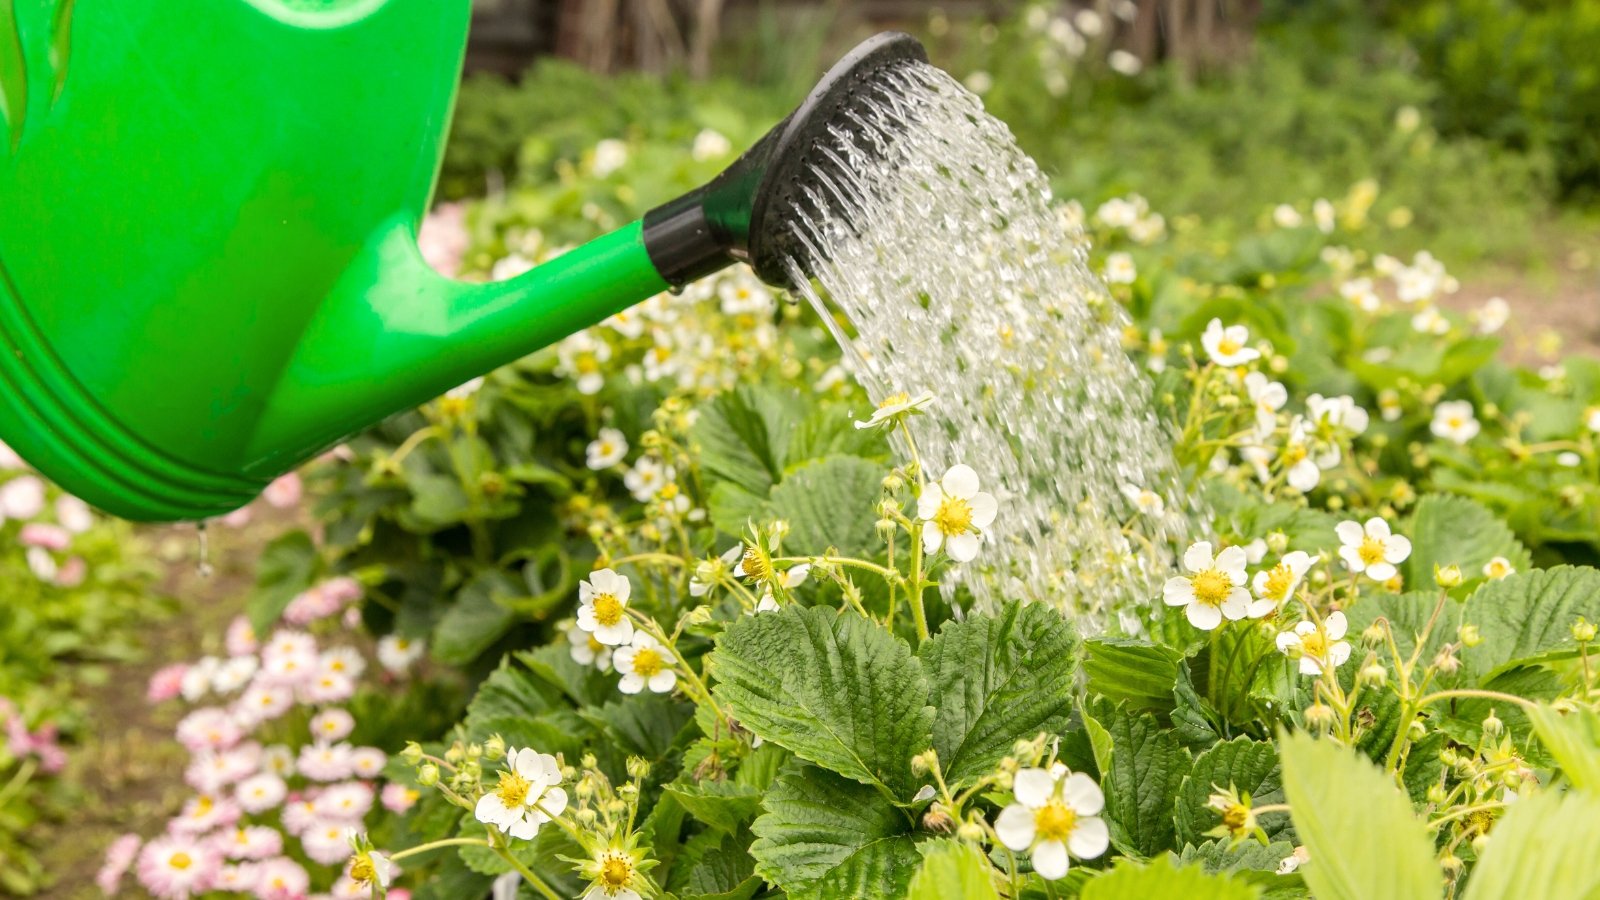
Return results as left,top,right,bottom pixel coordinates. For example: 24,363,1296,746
571,568,681,696
1094,194,1166,244
102,615,422,898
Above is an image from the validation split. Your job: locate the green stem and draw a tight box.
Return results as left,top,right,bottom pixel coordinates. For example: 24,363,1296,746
0,759,37,808
907,530,930,643
390,836,489,862
494,848,562,900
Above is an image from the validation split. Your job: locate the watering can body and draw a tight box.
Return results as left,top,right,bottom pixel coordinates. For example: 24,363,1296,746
0,0,671,520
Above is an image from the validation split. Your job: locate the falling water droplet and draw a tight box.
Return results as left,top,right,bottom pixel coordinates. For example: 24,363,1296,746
196,521,213,578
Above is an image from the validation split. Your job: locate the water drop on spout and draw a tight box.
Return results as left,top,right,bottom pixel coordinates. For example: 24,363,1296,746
196,521,214,579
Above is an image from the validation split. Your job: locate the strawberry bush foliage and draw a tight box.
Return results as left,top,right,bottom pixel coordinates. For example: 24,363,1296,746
107,20,1600,900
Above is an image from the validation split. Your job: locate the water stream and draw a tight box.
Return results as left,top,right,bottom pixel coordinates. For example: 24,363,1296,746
781,62,1194,631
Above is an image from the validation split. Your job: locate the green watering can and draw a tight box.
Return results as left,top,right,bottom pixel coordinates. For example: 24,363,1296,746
0,0,924,521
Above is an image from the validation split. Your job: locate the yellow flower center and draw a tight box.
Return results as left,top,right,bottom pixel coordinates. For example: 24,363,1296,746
879,392,910,409
600,853,633,888
632,648,664,678
1447,416,1464,429
1191,569,1232,606
1221,803,1252,834
1282,444,1307,466
587,634,605,653
1216,337,1242,357
496,771,533,809
592,593,624,627
350,856,377,885
1034,800,1077,842
660,483,680,500
576,355,601,374
1486,561,1509,578
170,851,193,870
1358,536,1387,566
598,441,615,457
739,548,768,580
1300,629,1329,659
935,497,974,536
1263,564,1294,600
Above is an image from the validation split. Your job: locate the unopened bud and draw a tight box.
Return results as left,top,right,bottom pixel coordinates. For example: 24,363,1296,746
1471,834,1490,855
1440,853,1463,874
1408,720,1427,741
957,820,986,842
882,473,905,493
684,605,714,626
444,745,464,764
1426,784,1448,804
401,742,424,766
1457,623,1482,648
576,807,598,826
1432,645,1461,676
1434,564,1463,589
911,750,939,777
1574,617,1597,643
1305,702,1336,731
922,808,955,833
1266,531,1289,554
770,520,791,540
417,763,440,787
483,735,506,761
626,756,652,780
1361,622,1387,647
1359,662,1387,688
1482,711,1504,737
465,743,483,760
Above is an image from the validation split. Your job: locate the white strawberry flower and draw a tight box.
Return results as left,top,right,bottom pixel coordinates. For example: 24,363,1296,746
1164,541,1252,630
1335,518,1411,582
613,632,677,695
855,391,934,431
566,621,614,672
1201,319,1260,367
576,568,634,646
1244,372,1287,435
993,763,1109,879
1586,406,1600,433
1103,252,1136,284
1276,611,1352,675
1306,393,1370,436
476,747,568,841
1482,557,1516,580
1251,550,1314,610
1430,400,1480,445
917,464,999,563
1119,483,1165,517
586,428,629,470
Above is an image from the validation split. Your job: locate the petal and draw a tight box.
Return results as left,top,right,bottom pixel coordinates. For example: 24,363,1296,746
1299,656,1324,676
535,752,562,783
1183,542,1214,573
618,674,645,694
941,464,981,500
1328,641,1352,667
968,492,999,528
945,533,981,562
923,527,944,554
1364,517,1391,539
1335,520,1364,547
1324,611,1348,640
1214,546,1248,579
1384,534,1412,563
1275,631,1300,653
576,606,598,630
1221,588,1252,620
475,794,507,825
1061,772,1104,816
1186,602,1222,631
1163,577,1196,607
1289,460,1320,492
1013,768,1054,807
579,581,595,602
1247,599,1277,618
1032,840,1070,880
1338,545,1364,572
613,648,637,671
1284,551,1313,573
595,619,635,646
507,817,539,840
994,804,1036,851
649,670,679,693
1367,562,1396,582
539,787,568,817
917,486,944,521
1068,816,1110,860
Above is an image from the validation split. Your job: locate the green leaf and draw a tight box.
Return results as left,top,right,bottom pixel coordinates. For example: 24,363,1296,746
664,779,764,834
919,601,1078,786
765,455,887,557
907,840,1000,900
431,569,520,666
1175,737,1289,847
1456,566,1600,682
403,471,475,530
1083,638,1184,712
581,693,695,761
1527,703,1600,791
1278,731,1440,900
1402,494,1529,592
785,404,889,465
749,764,921,900
248,530,319,631
669,828,761,900
1462,790,1600,900
711,606,933,795
463,656,562,732
1087,700,1193,857
1082,857,1261,900
1179,838,1298,875
691,386,798,496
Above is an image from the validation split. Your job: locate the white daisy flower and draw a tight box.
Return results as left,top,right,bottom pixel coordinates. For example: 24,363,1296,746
576,569,634,646
1430,400,1480,445
855,391,934,430
586,428,629,470
1201,318,1261,367
917,464,999,563
1103,252,1136,284
1335,518,1412,582
1482,557,1515,580
613,633,678,695
566,620,614,672
1119,483,1165,517
1251,550,1314,610
475,747,568,840
993,764,1109,880
1164,541,1252,630
1276,611,1352,675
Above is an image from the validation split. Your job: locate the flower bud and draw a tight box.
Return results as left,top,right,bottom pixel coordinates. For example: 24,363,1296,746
882,473,905,493
1426,784,1448,804
1408,720,1427,741
577,807,598,826
444,745,464,764
483,735,506,762
1458,624,1482,648
1305,702,1336,732
1471,834,1490,856
1482,711,1504,737
1266,531,1290,554
770,520,791,541
911,750,940,777
957,821,986,842
1440,853,1463,874
417,763,439,787
1434,564,1463,589
465,743,483,760
1358,662,1387,688
684,605,714,626
626,757,652,780
1432,645,1461,676
1574,617,1598,643
401,742,424,766
922,808,955,833
1361,622,1387,647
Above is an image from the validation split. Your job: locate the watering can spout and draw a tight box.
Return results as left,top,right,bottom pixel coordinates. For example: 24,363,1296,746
0,0,925,521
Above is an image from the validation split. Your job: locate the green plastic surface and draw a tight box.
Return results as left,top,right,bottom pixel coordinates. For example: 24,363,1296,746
0,0,671,520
